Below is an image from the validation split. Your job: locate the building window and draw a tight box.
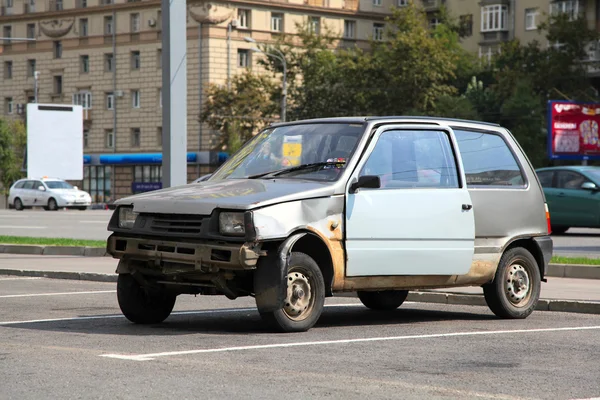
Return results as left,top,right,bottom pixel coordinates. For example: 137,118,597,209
525,8,538,31
27,96,35,104
5,98,13,115
131,51,141,70
271,13,283,32
80,55,89,73
550,0,580,20
106,92,114,110
54,0,63,11
26,23,35,39
4,61,12,79
133,165,162,184
105,129,114,148
429,17,441,29
373,23,384,41
105,53,114,72
2,26,11,42
79,18,88,37
27,59,36,77
397,0,408,5
130,13,140,33
478,46,498,64
53,41,62,58
373,0,382,6
72,91,92,109
157,127,162,146
309,17,320,34
6,0,13,7
77,0,87,8
481,5,508,32
157,49,162,68
53,76,62,95
158,88,162,108
343,20,356,39
238,49,250,68
83,129,89,148
238,9,250,28
104,16,113,35
131,128,141,147
83,166,112,204
132,90,140,108
459,14,473,37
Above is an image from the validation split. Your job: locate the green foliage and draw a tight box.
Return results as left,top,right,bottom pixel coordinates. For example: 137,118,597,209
0,119,26,198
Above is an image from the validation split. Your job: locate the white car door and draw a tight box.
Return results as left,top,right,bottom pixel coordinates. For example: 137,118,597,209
20,180,35,206
345,124,475,276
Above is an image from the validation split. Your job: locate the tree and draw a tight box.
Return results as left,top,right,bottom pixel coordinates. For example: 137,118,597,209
200,71,279,151
0,118,26,206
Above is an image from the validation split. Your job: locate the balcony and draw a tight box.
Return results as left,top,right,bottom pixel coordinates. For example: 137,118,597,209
75,0,87,8
305,0,329,7
421,0,446,11
23,3,36,13
83,109,92,121
343,0,358,10
480,30,509,44
0,5,13,16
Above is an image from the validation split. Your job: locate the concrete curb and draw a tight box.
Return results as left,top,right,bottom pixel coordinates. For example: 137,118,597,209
546,263,600,280
0,244,108,257
0,268,117,282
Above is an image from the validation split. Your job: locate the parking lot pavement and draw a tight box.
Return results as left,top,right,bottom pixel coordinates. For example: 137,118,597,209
0,209,111,240
1,277,599,400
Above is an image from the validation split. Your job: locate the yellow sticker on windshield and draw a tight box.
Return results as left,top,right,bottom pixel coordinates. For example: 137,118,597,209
282,135,302,166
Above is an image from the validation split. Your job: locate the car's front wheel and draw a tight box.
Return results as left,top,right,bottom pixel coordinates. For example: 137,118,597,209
13,198,24,211
117,274,176,324
483,247,541,319
258,252,325,333
47,198,59,211
357,290,409,310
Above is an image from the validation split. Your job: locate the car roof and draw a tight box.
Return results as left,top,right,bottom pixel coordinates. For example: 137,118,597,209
269,116,501,128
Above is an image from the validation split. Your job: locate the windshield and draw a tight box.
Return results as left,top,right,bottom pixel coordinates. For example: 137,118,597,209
210,123,365,181
45,181,74,189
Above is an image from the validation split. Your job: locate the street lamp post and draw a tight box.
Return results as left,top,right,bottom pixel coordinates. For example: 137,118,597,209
244,37,287,122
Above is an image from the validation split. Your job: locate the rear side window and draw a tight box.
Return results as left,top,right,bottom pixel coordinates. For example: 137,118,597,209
14,181,25,189
537,171,554,188
22,181,35,189
454,130,525,187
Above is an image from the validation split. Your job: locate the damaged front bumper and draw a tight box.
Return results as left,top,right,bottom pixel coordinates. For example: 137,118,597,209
106,234,264,270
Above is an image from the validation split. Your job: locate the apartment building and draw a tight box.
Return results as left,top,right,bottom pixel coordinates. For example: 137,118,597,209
0,0,597,202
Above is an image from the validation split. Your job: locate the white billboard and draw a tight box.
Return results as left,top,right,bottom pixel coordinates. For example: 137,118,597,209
26,103,83,180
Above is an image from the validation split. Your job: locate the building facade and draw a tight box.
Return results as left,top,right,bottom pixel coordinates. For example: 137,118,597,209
0,0,597,203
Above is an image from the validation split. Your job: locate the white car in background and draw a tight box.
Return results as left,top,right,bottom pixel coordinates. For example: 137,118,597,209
8,178,92,211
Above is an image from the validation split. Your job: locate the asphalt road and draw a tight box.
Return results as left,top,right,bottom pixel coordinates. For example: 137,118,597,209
1,209,599,258
1,276,599,400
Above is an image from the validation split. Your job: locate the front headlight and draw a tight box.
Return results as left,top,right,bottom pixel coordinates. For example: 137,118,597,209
219,212,245,236
118,207,138,229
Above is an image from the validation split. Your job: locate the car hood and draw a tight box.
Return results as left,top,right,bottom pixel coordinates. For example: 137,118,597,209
117,179,337,215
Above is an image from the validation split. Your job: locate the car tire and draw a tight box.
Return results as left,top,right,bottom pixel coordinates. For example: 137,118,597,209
77,206,87,211
357,290,409,311
551,226,569,235
117,274,176,324
47,198,58,211
258,252,325,333
13,198,24,211
483,247,541,319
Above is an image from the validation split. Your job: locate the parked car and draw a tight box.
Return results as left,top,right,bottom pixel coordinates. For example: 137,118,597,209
8,177,92,211
106,117,552,332
535,166,600,234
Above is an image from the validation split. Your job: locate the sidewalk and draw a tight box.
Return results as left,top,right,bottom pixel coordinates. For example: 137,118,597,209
1,254,598,314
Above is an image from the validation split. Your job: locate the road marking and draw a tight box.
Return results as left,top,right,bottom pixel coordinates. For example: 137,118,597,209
101,325,600,361
0,290,116,298
0,303,361,326
80,221,108,224
0,277,42,281
0,225,47,229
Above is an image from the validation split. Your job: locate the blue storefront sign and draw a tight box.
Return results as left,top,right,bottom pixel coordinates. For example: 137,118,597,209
132,182,162,192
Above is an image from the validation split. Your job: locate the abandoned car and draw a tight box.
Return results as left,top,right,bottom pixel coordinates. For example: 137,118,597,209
106,117,553,332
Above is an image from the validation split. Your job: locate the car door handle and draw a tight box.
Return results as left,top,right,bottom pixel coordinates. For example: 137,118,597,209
462,204,472,210
557,192,566,197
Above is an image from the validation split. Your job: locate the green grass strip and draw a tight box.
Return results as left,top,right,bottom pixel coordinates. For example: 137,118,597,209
0,235,106,248
551,256,600,266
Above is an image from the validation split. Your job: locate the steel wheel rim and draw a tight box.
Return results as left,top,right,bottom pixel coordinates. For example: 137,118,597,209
15,199,22,209
504,263,531,307
49,199,56,209
283,267,314,321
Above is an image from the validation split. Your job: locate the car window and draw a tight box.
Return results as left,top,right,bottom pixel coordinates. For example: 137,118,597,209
453,129,525,187
537,171,554,188
557,171,587,190
14,181,25,189
33,181,44,190
359,129,459,189
22,181,35,189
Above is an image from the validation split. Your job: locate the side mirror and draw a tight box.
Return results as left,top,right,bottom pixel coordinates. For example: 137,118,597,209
37,186,46,191
581,182,598,191
350,175,381,193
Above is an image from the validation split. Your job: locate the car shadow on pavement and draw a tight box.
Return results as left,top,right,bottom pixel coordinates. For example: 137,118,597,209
2,305,495,336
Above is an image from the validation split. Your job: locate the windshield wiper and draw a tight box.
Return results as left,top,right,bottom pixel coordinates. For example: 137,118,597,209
247,161,346,179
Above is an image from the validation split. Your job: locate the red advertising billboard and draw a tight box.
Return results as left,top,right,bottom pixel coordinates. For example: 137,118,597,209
548,100,600,160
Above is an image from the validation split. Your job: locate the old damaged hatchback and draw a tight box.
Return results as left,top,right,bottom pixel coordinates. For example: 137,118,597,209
106,117,553,332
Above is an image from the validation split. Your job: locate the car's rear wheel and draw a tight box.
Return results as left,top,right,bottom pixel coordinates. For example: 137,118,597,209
13,198,23,211
483,247,541,319
551,226,569,235
47,198,58,211
258,252,325,333
117,274,176,324
357,290,409,310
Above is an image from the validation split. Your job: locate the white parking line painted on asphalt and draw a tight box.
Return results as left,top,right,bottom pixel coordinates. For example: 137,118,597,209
0,290,116,298
0,225,47,229
101,325,600,361
0,277,42,281
80,221,109,224
0,303,361,326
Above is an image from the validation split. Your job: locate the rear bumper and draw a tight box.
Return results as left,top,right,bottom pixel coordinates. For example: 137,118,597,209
106,234,263,270
533,235,553,276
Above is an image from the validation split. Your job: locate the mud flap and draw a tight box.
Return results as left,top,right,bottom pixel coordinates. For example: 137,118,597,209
254,233,306,313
